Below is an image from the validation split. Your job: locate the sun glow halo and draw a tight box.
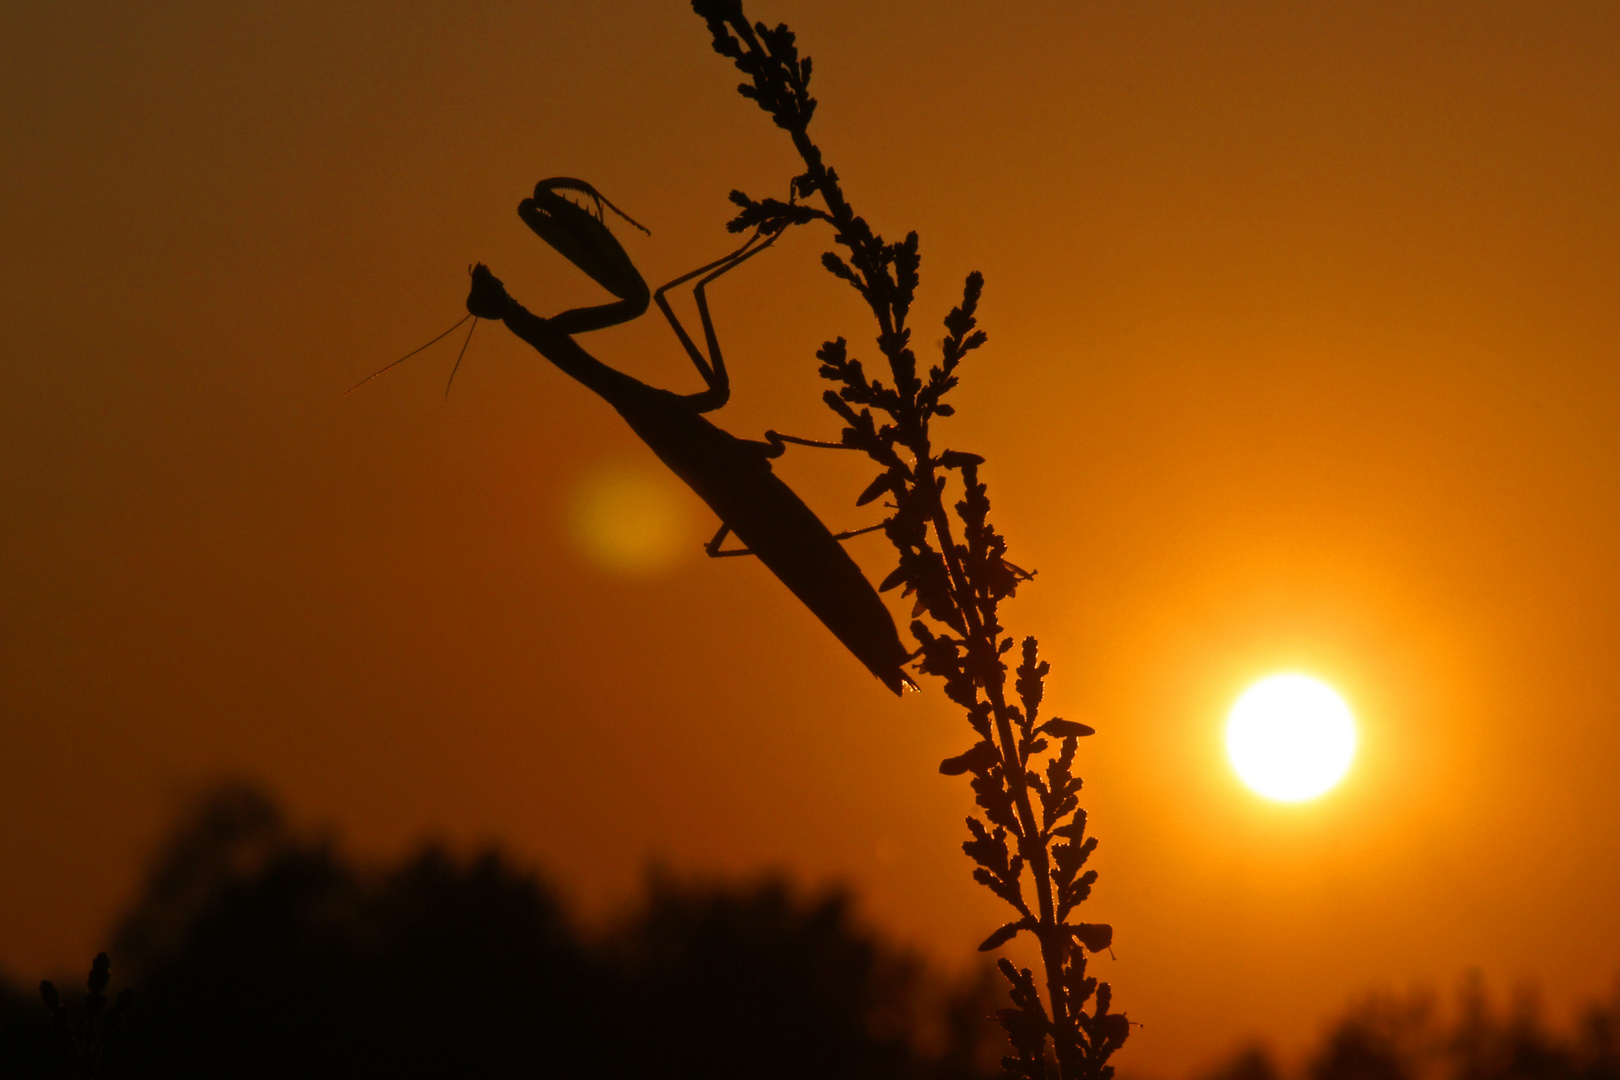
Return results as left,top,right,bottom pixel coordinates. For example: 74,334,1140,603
1225,674,1357,802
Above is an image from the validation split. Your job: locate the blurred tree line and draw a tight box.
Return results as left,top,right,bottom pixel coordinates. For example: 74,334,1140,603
1202,976,1620,1080
5,782,1618,1079
0,782,1004,1078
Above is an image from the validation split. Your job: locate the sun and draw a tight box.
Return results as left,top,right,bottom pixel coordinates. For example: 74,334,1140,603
1225,674,1357,802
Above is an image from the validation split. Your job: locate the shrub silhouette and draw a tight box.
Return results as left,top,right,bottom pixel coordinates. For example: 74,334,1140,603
610,871,998,1079
108,799,592,1078
1198,981,1620,1080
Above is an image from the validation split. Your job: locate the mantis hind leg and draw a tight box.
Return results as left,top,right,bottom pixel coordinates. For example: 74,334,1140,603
704,522,753,558
759,430,859,458
703,518,886,561
746,431,892,539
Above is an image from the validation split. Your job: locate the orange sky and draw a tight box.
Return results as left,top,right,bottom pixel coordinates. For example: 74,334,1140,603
4,2,1620,1075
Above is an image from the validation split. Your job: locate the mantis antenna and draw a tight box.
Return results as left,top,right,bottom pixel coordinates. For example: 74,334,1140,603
442,315,478,399
345,312,475,396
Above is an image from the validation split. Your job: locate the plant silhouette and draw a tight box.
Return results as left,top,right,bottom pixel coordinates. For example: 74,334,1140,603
688,3,1131,1076
35,953,133,1078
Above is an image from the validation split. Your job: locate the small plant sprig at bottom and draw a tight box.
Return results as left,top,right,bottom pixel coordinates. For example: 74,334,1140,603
39,953,134,1078
690,3,1131,1077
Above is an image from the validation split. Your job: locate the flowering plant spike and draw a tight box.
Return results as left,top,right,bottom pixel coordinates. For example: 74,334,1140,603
691,4,1131,1076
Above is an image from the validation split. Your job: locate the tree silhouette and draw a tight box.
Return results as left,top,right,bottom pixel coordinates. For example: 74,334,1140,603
2,782,1004,1078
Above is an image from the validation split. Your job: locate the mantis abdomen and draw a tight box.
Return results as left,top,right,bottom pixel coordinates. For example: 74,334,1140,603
488,290,911,695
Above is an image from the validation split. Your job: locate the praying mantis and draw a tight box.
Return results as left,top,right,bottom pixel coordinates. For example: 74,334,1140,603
463,179,914,694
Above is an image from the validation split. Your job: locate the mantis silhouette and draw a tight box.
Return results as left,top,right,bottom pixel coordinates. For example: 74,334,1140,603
465,178,913,694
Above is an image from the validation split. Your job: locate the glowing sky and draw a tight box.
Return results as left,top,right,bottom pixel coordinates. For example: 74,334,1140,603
4,3,1620,1075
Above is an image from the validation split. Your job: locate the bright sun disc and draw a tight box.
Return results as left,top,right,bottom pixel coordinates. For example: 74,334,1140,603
1225,674,1357,802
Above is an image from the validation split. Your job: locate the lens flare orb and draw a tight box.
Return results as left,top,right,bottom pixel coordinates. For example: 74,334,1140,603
566,461,696,578
1225,674,1357,802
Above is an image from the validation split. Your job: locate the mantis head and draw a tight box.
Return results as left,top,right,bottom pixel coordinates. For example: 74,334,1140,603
519,178,652,312
466,263,508,321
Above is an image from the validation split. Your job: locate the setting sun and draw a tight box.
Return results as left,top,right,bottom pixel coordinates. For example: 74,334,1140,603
1225,674,1357,802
